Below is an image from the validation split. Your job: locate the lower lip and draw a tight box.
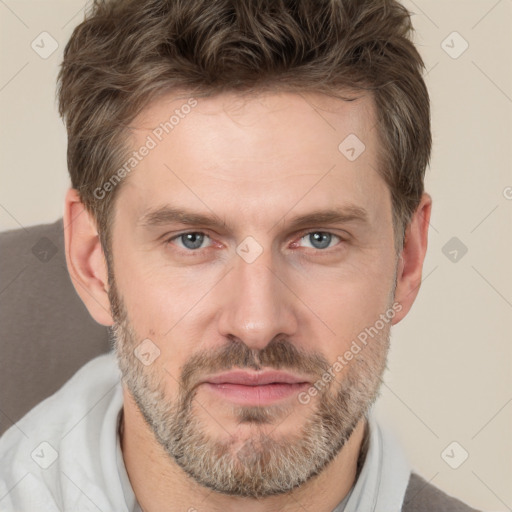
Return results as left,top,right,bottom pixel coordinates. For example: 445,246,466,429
203,382,310,405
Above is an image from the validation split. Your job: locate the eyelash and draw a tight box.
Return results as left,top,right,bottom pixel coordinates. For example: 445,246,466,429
165,230,346,254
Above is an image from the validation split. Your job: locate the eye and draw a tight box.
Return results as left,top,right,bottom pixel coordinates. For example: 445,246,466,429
169,232,212,250
296,231,342,250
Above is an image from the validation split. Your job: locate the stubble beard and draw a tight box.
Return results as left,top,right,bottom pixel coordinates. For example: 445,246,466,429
110,282,391,498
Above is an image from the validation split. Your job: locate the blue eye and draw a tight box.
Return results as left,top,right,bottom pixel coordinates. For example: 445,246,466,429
172,232,211,250
299,232,340,250
167,230,342,254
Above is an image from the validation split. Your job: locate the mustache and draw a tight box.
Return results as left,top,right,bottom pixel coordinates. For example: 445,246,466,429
179,336,331,393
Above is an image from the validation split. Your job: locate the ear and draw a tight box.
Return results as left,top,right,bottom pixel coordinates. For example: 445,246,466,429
392,193,432,325
63,188,114,326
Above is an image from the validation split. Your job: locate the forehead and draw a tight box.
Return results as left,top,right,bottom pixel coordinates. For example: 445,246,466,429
118,90,389,230
133,89,377,154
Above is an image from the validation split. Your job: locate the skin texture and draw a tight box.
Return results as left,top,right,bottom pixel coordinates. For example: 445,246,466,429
64,91,431,512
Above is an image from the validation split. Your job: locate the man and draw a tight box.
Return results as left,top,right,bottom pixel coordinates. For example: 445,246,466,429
0,0,481,510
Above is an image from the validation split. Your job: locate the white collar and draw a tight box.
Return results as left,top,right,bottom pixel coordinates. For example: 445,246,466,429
337,410,411,512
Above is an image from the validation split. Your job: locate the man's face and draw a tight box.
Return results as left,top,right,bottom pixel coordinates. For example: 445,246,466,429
109,91,399,497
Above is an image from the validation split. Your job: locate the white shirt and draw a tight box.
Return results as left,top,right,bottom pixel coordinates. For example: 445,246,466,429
0,353,411,512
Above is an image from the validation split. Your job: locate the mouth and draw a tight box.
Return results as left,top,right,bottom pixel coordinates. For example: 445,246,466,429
200,370,311,406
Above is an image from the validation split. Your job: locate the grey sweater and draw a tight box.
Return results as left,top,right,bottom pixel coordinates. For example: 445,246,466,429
402,473,481,511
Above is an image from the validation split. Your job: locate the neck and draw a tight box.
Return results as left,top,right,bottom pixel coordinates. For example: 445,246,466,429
120,390,367,512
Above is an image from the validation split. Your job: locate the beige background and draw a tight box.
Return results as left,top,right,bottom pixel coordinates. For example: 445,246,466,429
1,1,511,510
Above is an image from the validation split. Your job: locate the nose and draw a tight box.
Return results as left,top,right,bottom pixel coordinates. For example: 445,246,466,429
216,246,298,350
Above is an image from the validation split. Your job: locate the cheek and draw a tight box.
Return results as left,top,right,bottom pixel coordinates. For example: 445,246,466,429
297,260,396,352
112,250,220,373
112,238,203,332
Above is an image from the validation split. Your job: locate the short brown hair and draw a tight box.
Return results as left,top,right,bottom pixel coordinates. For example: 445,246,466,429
58,0,430,256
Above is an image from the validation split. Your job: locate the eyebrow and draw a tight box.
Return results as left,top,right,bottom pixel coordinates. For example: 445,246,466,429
138,204,369,232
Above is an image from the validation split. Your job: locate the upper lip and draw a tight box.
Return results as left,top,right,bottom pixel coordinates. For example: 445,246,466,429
203,370,311,386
